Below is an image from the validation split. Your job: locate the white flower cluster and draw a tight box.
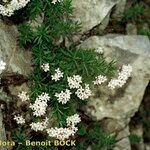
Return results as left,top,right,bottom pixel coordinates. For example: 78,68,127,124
108,64,132,89
55,89,71,104
47,126,77,140
66,114,81,127
51,68,63,81
29,93,50,117
95,47,104,54
47,114,81,140
18,91,29,101
41,63,50,72
0,0,30,16
93,75,107,85
30,117,48,132
0,60,6,74
14,115,25,125
67,75,82,89
75,84,92,100
52,0,61,4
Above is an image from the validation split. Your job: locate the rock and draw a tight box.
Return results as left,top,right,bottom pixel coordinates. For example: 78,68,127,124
98,12,111,33
79,35,150,56
0,19,32,76
72,0,120,33
0,109,7,150
113,126,131,150
0,88,11,103
9,83,29,96
112,0,127,21
126,23,137,35
145,144,150,150
102,119,131,150
114,137,131,150
130,125,145,150
79,35,150,137
102,118,129,134
28,13,44,31
116,126,130,141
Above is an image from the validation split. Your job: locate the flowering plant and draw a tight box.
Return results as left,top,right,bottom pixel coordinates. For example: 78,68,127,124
0,0,132,149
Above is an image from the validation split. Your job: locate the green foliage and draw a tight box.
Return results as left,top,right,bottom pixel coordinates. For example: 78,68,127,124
138,28,150,38
77,123,116,150
18,23,34,48
12,129,32,150
138,108,150,129
14,0,117,149
18,0,116,127
27,45,115,126
129,134,142,144
122,4,145,23
12,129,58,150
139,108,150,140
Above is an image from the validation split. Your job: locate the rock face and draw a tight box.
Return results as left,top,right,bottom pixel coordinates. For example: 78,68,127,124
0,19,31,149
0,109,6,150
112,0,127,21
80,35,150,120
0,19,31,76
80,35,150,149
72,0,121,33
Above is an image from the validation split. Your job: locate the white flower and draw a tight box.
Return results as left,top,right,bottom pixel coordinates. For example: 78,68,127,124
93,75,107,85
108,64,132,90
30,117,48,132
37,92,50,102
41,63,50,72
55,89,71,104
14,115,25,125
29,93,50,117
52,0,61,4
47,113,79,140
66,114,81,127
0,60,6,74
0,0,31,16
46,126,78,140
95,47,104,54
51,68,63,81
18,91,29,101
108,79,120,89
75,84,92,100
67,75,82,89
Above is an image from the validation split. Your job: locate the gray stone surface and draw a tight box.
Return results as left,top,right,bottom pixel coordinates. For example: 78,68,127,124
79,35,150,148
98,12,111,32
113,125,131,150
112,0,127,21
130,125,145,150
114,137,131,150
80,35,150,56
0,19,31,76
72,0,120,33
0,109,6,150
126,23,137,35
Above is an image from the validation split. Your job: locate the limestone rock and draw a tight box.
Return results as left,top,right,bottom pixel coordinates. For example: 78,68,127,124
72,0,120,33
113,126,131,150
130,125,145,150
0,109,6,150
79,35,150,123
114,137,131,150
28,13,44,31
0,19,31,76
112,0,127,21
126,23,137,35
80,35,150,56
98,12,111,33
145,144,150,150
